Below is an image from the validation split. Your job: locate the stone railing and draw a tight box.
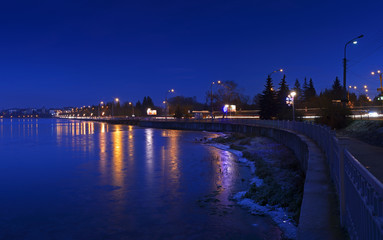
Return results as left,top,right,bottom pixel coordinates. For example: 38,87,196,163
231,119,383,240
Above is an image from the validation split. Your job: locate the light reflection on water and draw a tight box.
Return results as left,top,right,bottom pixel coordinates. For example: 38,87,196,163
0,119,281,240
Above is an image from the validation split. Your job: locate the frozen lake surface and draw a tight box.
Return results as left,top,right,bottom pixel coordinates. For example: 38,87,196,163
0,119,281,240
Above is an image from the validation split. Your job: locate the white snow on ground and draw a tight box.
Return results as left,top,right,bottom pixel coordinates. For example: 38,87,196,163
208,139,297,239
232,192,297,239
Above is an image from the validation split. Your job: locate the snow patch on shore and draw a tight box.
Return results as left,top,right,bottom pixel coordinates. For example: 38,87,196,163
208,140,297,239
233,192,297,239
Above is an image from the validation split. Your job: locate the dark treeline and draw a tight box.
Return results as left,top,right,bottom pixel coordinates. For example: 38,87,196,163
67,77,379,128
68,80,255,118
258,75,379,128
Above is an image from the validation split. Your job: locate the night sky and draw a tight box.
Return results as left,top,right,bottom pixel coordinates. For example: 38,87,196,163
1,0,383,109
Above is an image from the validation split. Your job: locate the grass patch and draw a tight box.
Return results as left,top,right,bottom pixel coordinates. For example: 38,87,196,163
229,144,247,151
239,138,251,145
213,133,247,144
243,152,304,223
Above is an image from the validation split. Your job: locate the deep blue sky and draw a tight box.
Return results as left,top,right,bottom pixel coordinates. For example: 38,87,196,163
1,0,383,109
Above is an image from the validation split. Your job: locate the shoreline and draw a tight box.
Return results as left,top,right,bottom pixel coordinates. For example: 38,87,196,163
206,134,301,240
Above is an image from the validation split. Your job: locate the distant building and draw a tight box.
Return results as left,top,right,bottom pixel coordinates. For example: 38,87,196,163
49,109,61,116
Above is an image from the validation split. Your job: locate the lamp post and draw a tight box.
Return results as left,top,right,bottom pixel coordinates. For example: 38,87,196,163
98,101,104,118
372,71,383,113
286,91,296,121
210,80,221,119
348,86,357,101
268,69,283,78
165,89,175,119
128,102,134,117
291,91,296,121
371,70,383,94
112,98,119,117
343,35,364,103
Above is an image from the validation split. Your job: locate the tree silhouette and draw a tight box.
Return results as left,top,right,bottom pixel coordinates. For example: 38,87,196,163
331,76,343,100
308,78,317,98
293,79,302,102
276,74,290,119
302,78,317,107
260,76,277,119
303,77,309,101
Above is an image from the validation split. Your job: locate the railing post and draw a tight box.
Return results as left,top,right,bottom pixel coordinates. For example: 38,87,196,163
339,143,347,226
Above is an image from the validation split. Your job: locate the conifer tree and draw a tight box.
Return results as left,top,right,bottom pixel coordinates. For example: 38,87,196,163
331,77,343,100
260,76,277,119
308,78,317,98
293,79,302,101
276,74,290,119
135,100,142,116
303,77,309,102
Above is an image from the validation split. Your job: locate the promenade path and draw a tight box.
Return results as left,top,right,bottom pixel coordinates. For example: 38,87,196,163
295,133,345,240
247,122,346,239
338,136,383,183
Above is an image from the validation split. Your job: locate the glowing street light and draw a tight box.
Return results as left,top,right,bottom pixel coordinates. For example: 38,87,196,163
98,101,105,118
112,98,120,117
291,91,296,121
343,34,364,103
268,69,283,78
371,70,383,95
210,80,222,119
348,85,357,101
128,102,135,117
286,91,296,121
165,89,175,119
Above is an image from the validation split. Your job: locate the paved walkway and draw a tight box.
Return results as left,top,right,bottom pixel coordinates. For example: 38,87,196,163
296,133,345,240
339,136,383,183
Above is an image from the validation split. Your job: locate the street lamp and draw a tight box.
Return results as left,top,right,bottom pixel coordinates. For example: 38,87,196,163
165,89,175,119
98,101,104,118
128,102,135,117
286,91,296,121
268,69,283,78
371,70,383,95
112,98,119,117
343,34,364,103
291,91,296,121
210,80,221,119
371,71,383,113
348,86,357,101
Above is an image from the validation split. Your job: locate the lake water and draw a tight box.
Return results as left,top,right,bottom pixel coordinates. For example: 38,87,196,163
0,119,281,240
